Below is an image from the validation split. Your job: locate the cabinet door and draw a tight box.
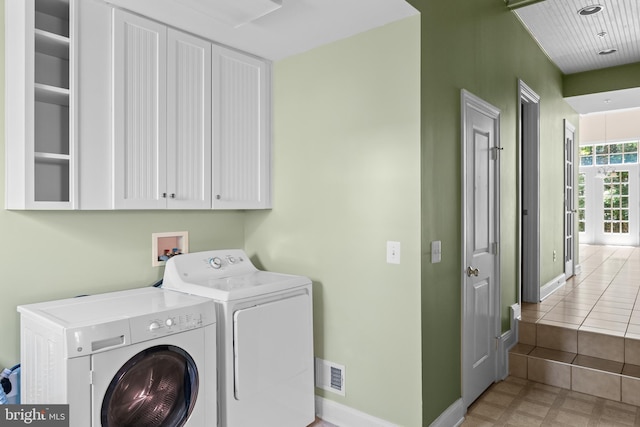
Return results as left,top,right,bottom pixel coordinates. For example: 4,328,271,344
113,9,167,209
212,45,271,209
166,29,212,209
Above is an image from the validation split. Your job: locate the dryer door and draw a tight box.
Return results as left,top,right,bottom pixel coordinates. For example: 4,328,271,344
233,293,314,400
94,344,199,427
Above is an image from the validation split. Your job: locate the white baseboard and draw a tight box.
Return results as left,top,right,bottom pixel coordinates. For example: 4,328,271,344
315,396,399,427
429,398,465,427
575,264,582,275
497,303,520,380
540,273,566,301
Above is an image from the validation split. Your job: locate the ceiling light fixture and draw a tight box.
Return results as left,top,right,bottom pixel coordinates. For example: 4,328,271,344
598,48,617,55
578,5,604,16
597,31,608,38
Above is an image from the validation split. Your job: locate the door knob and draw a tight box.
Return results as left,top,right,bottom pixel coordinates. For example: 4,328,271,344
467,266,479,277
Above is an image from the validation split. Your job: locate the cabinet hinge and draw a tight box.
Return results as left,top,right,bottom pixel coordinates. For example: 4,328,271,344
492,242,499,255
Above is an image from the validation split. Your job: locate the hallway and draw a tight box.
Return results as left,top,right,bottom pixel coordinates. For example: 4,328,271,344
521,245,640,338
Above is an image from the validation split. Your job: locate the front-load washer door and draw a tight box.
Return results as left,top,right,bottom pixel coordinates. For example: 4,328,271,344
91,328,209,427
100,345,197,426
232,293,314,423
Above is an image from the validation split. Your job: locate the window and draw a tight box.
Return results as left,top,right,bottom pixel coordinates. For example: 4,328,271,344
603,171,629,234
581,142,638,166
578,173,586,232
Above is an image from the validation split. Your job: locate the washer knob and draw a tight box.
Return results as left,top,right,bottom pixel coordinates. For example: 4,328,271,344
227,255,236,264
149,321,160,331
209,257,222,269
165,318,174,327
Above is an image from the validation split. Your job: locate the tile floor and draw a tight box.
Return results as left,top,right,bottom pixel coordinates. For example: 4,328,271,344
462,376,640,426
521,245,640,340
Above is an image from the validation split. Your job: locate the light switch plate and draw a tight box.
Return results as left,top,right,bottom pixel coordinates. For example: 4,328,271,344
387,241,400,264
431,240,441,263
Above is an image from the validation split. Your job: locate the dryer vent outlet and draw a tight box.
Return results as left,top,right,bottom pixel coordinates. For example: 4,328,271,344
315,358,345,396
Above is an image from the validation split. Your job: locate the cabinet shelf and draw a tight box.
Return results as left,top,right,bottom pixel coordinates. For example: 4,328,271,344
35,29,69,59
35,83,69,106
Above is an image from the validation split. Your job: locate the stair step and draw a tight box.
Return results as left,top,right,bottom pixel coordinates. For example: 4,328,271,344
511,320,640,406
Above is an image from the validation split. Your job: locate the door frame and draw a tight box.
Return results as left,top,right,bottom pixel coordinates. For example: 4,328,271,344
518,80,541,303
564,120,576,277
461,89,501,407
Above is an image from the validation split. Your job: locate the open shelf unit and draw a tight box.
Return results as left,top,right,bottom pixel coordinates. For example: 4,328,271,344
6,0,74,209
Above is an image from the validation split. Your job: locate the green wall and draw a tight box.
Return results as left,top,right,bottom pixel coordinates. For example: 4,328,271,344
407,0,578,423
0,0,246,367
245,16,422,427
564,62,640,97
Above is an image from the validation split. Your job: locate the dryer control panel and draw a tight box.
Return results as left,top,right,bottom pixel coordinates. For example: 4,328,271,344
166,249,258,280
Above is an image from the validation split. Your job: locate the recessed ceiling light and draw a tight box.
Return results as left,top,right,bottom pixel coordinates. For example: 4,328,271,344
598,48,617,55
578,5,604,16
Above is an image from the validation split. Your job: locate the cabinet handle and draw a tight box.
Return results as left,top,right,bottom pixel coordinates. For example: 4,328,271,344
216,194,221,200
170,193,176,199
162,193,167,198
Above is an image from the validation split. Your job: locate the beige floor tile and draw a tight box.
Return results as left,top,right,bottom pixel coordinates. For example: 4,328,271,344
529,347,576,364
519,321,536,346
559,396,596,415
509,352,527,379
536,318,581,330
585,310,630,323
578,330,625,361
537,324,578,353
581,317,628,332
571,365,621,401
527,358,571,389
540,312,585,325
622,376,640,406
573,354,623,373
579,325,626,337
590,305,632,316
625,338,640,365
552,410,592,427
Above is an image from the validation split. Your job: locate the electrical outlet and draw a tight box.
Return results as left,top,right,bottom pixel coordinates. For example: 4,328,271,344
387,241,400,264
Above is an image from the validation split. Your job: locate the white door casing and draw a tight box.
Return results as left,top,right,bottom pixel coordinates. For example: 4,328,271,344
564,120,576,277
461,90,501,408
519,80,541,303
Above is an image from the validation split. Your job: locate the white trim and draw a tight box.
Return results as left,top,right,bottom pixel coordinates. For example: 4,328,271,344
540,273,566,301
498,303,521,380
429,398,465,427
519,79,541,304
575,264,583,275
315,396,399,427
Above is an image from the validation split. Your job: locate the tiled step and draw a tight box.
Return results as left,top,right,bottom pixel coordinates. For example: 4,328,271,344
509,320,640,406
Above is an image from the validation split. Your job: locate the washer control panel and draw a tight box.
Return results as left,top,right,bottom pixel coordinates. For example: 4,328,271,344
130,300,215,344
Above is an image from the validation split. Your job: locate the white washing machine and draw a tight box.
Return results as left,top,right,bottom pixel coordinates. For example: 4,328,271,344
18,287,216,427
162,249,315,427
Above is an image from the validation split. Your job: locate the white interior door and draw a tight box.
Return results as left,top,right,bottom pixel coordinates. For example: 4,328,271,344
564,120,576,277
461,90,500,407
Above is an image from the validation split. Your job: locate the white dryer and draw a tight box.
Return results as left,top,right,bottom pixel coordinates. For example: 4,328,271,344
18,287,216,427
162,249,315,427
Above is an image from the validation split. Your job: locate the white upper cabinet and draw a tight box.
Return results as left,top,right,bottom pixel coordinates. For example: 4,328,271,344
113,10,167,209
166,29,212,209
5,0,75,209
113,10,212,209
212,45,271,209
7,2,271,210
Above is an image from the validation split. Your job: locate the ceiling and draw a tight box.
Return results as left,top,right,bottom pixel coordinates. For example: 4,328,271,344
104,0,418,61
513,0,640,114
